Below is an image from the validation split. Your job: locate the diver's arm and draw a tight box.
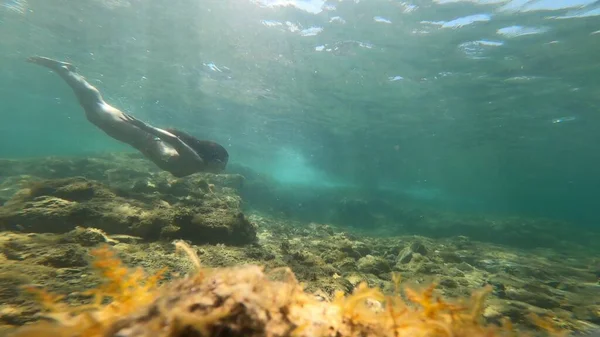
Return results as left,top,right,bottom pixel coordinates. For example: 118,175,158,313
121,114,205,164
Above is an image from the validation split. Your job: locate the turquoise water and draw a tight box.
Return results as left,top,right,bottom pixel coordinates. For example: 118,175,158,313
1,0,599,225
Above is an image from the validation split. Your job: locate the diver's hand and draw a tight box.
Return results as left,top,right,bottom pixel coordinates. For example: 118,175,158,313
121,113,149,129
121,113,179,142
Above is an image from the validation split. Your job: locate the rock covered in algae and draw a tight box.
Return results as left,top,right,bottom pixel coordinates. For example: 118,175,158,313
8,243,541,337
1,220,598,335
0,175,256,245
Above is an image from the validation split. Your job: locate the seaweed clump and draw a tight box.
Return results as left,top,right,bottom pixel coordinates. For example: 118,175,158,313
10,242,559,337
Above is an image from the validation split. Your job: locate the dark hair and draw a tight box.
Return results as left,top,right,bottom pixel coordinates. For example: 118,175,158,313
166,128,229,168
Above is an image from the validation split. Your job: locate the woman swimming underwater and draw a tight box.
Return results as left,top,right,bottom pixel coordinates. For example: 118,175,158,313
27,56,228,177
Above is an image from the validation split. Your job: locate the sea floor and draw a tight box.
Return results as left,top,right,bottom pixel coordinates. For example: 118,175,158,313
0,154,598,336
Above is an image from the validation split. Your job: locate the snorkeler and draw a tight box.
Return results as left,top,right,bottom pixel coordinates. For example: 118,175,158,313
27,56,228,177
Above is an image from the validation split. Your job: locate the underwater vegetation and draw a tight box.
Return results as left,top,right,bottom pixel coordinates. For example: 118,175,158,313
8,242,567,337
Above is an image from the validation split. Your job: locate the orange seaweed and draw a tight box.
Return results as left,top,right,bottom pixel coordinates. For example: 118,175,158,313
10,243,567,337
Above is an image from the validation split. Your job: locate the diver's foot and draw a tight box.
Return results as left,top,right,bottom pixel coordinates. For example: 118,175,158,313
27,56,76,72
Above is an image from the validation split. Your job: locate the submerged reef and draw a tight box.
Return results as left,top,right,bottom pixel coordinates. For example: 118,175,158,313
0,154,599,336
5,242,564,337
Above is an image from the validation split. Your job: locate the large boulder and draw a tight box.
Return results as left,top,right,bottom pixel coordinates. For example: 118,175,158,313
0,175,256,246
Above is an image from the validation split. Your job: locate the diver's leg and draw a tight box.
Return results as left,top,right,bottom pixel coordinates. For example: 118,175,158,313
27,56,76,72
27,56,103,107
